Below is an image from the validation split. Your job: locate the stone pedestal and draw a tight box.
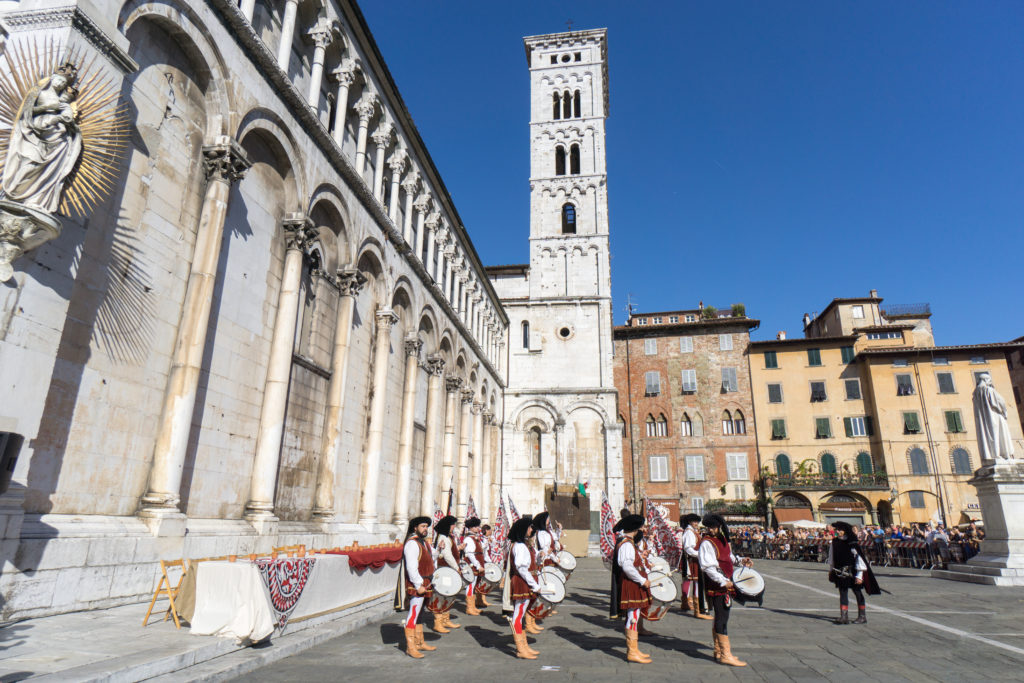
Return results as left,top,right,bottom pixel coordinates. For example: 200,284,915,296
932,461,1024,586
0,200,62,282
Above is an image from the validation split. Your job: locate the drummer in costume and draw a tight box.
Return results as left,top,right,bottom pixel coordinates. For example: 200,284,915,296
432,515,462,632
478,524,494,607
609,514,653,664
463,518,485,614
394,516,438,658
680,513,712,619
827,521,880,624
502,515,542,659
533,512,556,566
699,514,752,667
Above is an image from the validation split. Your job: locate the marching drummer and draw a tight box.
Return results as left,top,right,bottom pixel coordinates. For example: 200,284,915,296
680,513,712,620
502,515,542,659
698,514,752,667
609,515,653,664
463,518,485,615
478,524,494,607
532,512,556,566
395,516,438,659
432,515,462,632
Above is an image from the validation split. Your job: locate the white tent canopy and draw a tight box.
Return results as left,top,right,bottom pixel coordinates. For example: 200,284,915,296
782,519,827,529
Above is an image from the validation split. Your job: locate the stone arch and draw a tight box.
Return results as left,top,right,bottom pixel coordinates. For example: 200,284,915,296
774,491,813,508
824,490,873,513
416,308,440,354
118,0,231,137
308,184,352,267
563,398,611,425
390,279,416,333
512,397,564,427
438,330,455,365
235,109,304,210
353,240,389,303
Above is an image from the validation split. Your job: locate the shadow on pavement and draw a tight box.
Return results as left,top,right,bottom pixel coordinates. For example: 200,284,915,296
550,625,622,657
570,610,621,633
379,623,403,647
763,607,837,622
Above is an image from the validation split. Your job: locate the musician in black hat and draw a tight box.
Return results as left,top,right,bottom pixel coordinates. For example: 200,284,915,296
609,514,653,664
463,518,485,615
432,515,462,632
699,514,752,667
679,512,712,619
828,521,880,624
503,515,541,659
394,516,437,658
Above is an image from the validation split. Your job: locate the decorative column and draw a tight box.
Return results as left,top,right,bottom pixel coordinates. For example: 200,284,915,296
400,172,420,244
554,419,567,487
357,308,400,526
488,417,501,521
441,246,454,298
306,19,336,107
440,375,462,505
138,138,250,535
312,268,366,521
245,215,316,531
329,60,358,147
423,212,440,270
276,0,300,71
387,150,407,223
371,121,393,202
420,356,446,514
354,93,378,177
413,193,431,261
456,389,474,517
392,336,423,526
240,0,256,22
471,402,485,515
480,411,494,521
425,220,440,281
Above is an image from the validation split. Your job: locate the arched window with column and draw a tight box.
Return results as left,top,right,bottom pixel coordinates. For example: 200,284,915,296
573,89,581,117
645,414,656,437
733,409,746,435
563,91,571,119
561,203,576,233
570,143,580,174
656,414,668,437
521,320,529,349
528,427,542,468
555,146,566,176
552,92,561,120
721,410,734,435
680,412,692,436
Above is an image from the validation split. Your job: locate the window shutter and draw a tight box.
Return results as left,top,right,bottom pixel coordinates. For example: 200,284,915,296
719,334,732,351
816,417,831,438
644,338,657,355
765,351,778,369
680,336,693,353
768,384,782,403
808,348,821,366
865,416,874,436
945,411,956,433
904,412,920,432
844,417,853,438
841,346,855,364
771,419,786,439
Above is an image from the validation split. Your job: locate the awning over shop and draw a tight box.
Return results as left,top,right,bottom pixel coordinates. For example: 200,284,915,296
774,507,813,523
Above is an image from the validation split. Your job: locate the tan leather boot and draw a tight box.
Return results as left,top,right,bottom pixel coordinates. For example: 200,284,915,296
478,592,491,607
513,631,537,659
693,597,713,620
679,594,690,612
712,631,722,661
432,612,450,634
465,593,481,616
525,613,543,633
718,634,747,667
625,629,651,663
415,624,436,651
404,627,423,658
444,611,461,629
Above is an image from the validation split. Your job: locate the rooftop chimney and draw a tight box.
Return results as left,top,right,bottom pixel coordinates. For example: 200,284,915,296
777,331,787,340
870,289,878,298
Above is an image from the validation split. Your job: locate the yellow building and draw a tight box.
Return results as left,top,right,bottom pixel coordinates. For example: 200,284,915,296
749,293,1024,528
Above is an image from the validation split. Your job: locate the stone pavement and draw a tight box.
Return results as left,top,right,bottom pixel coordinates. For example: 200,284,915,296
238,558,1024,682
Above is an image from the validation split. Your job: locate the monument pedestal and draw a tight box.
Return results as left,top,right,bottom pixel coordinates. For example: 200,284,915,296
932,461,1024,586
0,199,62,282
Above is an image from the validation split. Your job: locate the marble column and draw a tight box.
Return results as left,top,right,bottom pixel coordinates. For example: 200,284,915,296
312,268,366,520
425,220,439,281
354,94,377,178
488,418,501,522
329,61,357,148
240,0,256,22
413,194,430,261
358,308,400,526
245,215,316,530
276,0,300,71
138,138,250,535
471,402,484,516
387,151,407,223
553,419,567,486
392,337,423,526
420,356,446,515
401,172,419,244
456,389,474,517
423,212,440,270
440,376,462,506
480,411,494,521
371,121,393,201
306,19,336,107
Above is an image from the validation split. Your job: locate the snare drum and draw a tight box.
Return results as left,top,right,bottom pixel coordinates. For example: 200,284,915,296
477,562,502,594
648,555,671,576
459,563,476,584
641,570,677,621
426,566,463,613
552,550,577,582
731,566,765,606
527,571,565,619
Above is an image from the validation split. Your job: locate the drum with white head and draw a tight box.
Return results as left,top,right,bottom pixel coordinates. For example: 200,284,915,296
459,563,475,584
477,562,502,594
527,570,565,619
426,566,463,613
641,570,677,621
551,550,577,582
731,565,765,606
648,555,671,576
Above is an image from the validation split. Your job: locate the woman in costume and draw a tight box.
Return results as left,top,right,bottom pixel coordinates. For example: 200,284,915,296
699,514,752,667
827,521,880,624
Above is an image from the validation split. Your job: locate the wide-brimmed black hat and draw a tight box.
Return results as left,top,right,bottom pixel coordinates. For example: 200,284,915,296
509,516,534,543
613,514,645,534
832,521,855,538
532,511,550,530
681,513,702,526
406,515,431,537
702,514,727,530
434,515,457,538
465,517,481,529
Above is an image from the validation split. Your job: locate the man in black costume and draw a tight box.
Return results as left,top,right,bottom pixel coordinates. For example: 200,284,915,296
827,521,880,624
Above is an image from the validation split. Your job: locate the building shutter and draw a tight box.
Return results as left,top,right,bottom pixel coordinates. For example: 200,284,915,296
644,338,657,355
841,346,855,364
719,334,733,351
768,384,782,403
844,417,853,438
904,412,920,433
771,419,786,439
816,417,831,438
681,369,697,393
680,336,693,353
937,372,955,394
645,371,660,396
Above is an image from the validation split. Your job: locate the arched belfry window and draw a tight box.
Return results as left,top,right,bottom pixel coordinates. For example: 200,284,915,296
563,91,572,119
570,144,580,174
529,427,542,468
561,203,576,234
522,320,530,349
555,146,566,176
552,92,561,120
573,90,581,118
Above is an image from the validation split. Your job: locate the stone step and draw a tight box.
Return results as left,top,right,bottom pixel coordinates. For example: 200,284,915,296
946,564,1008,577
931,567,1024,586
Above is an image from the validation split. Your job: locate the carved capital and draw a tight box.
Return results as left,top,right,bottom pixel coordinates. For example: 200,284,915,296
472,402,484,415
387,150,408,174
425,355,446,376
401,170,421,194
424,211,442,231
414,192,432,213
307,18,339,49
355,93,378,123
404,336,423,358
336,267,367,297
445,375,464,393
461,389,475,404
375,307,399,329
202,137,251,184
371,121,394,148
330,58,359,86
283,213,316,251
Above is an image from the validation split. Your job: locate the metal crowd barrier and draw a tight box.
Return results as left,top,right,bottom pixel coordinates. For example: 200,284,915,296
731,538,978,570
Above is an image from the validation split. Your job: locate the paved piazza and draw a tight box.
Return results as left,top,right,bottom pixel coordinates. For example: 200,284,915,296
239,558,1024,681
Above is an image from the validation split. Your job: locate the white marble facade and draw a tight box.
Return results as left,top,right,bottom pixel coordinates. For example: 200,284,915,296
0,0,508,620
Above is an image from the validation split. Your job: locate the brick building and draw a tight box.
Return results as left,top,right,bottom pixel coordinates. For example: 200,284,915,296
613,306,760,522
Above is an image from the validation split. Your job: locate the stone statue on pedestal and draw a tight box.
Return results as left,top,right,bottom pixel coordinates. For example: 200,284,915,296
973,372,1015,463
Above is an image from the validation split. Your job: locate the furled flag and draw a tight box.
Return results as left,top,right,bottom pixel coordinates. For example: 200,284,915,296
600,491,618,563
490,497,509,564
431,503,444,530
466,495,478,521
644,496,681,568
507,494,521,523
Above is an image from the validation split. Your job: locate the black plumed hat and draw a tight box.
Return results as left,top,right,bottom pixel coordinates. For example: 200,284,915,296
406,516,431,537
613,514,645,534
465,517,481,529
434,515,457,538
509,516,534,543
532,512,550,530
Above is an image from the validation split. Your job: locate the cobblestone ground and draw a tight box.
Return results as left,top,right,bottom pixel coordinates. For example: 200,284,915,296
237,558,1024,682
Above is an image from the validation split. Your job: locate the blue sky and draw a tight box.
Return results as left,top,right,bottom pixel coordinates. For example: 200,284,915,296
359,2,1024,344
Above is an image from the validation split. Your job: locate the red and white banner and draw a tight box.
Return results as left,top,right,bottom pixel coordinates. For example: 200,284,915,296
600,492,618,562
490,496,509,564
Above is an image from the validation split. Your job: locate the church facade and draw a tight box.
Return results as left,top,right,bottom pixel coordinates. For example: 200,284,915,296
0,1,621,621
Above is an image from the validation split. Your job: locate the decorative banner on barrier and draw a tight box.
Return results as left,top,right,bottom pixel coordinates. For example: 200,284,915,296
254,557,316,629
600,492,617,562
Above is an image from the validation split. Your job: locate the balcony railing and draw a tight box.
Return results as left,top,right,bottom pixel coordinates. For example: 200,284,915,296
770,472,889,491
881,303,931,317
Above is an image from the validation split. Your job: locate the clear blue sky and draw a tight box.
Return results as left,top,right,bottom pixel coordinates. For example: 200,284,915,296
360,1,1024,344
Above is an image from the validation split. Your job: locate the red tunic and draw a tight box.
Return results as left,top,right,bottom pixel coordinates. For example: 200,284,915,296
438,535,461,569
510,543,539,602
404,537,435,598
618,539,652,610
471,541,485,575
703,534,734,597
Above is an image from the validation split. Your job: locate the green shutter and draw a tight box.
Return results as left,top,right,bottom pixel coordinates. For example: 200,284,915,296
808,348,821,366
904,412,920,433
841,346,855,364
765,351,778,369
772,419,786,439
865,416,874,436
945,411,956,433
844,417,853,437
816,417,831,438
